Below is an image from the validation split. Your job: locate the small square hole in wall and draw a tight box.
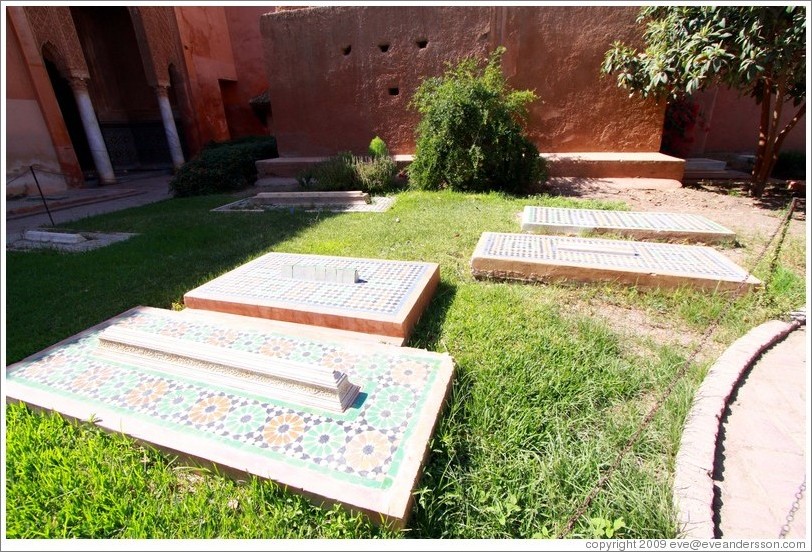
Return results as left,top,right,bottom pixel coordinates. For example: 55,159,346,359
416,39,428,49
378,43,390,53
341,45,352,55
388,87,399,96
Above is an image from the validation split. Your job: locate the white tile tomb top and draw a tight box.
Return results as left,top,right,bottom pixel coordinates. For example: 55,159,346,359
521,206,736,243
471,232,760,294
184,252,440,345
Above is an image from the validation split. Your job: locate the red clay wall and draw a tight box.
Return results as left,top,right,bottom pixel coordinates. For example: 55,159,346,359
174,6,236,147
224,6,276,136
690,86,806,156
260,6,664,158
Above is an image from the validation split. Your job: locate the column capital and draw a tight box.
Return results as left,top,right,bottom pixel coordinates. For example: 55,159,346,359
154,83,170,97
68,76,89,92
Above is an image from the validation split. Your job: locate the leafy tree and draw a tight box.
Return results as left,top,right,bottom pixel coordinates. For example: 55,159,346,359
408,47,545,194
602,6,805,197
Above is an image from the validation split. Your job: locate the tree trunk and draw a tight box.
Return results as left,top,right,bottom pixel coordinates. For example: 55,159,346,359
752,76,786,197
757,102,807,195
751,84,773,197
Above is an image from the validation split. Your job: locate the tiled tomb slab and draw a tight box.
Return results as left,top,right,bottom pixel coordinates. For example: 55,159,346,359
5,306,455,528
253,191,371,206
470,232,760,294
184,253,440,344
521,206,736,244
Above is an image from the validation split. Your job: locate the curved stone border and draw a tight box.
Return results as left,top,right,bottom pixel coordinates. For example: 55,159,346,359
673,319,801,538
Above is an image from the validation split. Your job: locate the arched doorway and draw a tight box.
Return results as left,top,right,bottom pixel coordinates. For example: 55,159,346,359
42,51,95,177
69,6,175,171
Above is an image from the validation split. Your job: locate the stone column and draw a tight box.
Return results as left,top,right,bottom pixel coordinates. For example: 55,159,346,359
155,84,185,169
69,77,116,184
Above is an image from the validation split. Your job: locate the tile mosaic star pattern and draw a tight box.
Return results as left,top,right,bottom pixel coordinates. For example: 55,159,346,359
471,232,760,293
6,307,455,525
184,252,440,341
521,206,736,243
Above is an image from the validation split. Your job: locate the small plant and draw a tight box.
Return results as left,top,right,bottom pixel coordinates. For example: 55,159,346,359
408,46,546,194
589,516,627,539
368,136,390,158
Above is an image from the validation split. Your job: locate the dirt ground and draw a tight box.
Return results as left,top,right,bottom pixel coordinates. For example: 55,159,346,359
541,177,808,362
544,177,807,267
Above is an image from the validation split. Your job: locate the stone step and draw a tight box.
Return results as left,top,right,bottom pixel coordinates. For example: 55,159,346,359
253,190,370,206
254,177,302,192
683,169,752,181
541,152,685,180
684,157,727,172
256,157,327,178
259,152,684,181
521,206,736,244
257,154,415,179
470,232,760,294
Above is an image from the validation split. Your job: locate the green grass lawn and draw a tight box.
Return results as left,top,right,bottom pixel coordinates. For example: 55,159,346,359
4,190,805,538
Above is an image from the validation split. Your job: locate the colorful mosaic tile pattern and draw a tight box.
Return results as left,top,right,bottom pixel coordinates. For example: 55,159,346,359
186,253,432,317
522,206,734,233
6,308,450,490
476,232,752,281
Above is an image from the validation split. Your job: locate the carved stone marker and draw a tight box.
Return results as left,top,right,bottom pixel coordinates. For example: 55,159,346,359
96,325,360,413
281,263,360,284
23,230,86,244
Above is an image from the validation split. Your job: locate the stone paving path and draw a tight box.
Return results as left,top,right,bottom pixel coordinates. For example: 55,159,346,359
714,325,808,539
4,171,173,244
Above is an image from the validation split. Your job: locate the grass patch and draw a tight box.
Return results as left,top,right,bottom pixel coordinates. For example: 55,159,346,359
5,189,805,538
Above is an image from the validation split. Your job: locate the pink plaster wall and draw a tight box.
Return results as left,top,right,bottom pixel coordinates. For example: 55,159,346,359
261,6,665,158
224,6,276,137
500,7,663,153
6,11,68,195
174,6,236,149
690,86,806,156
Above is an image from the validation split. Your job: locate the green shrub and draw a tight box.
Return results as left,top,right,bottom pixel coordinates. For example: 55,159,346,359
408,47,546,194
169,135,278,197
772,150,806,180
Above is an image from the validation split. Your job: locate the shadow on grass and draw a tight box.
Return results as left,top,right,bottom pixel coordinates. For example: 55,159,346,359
406,280,458,352
5,200,341,363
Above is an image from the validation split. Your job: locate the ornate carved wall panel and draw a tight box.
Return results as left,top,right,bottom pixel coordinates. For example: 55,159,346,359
24,6,88,79
129,7,185,87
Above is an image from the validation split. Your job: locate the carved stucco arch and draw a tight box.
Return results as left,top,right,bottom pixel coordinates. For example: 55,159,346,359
40,41,70,79
23,6,89,79
128,7,186,89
